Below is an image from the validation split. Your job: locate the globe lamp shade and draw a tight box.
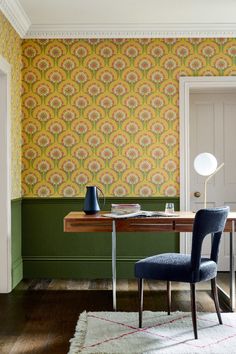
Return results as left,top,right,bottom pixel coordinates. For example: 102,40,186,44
194,153,218,177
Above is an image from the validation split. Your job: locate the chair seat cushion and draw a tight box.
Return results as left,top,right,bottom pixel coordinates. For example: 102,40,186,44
135,253,217,283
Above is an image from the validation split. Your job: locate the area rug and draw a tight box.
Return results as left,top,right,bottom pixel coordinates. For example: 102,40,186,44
68,311,236,354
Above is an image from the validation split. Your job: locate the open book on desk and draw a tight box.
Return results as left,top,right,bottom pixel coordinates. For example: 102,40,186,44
102,211,179,218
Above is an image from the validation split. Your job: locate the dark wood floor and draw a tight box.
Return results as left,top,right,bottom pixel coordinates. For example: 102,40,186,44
0,277,230,354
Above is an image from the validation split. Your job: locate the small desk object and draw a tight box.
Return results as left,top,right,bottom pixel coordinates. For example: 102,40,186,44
64,211,236,311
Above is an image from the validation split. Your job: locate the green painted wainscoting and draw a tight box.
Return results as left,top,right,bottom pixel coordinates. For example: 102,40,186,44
12,198,23,288
22,197,179,279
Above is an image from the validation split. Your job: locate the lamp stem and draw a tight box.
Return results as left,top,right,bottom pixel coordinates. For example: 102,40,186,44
204,163,224,208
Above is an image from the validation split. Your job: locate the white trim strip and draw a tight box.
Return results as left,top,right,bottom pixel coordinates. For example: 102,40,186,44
25,23,236,38
0,55,12,293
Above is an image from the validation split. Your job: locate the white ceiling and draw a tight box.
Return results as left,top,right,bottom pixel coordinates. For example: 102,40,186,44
1,0,236,38
19,0,236,24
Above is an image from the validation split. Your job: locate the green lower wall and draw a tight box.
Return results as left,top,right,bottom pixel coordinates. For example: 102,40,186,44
22,197,179,279
11,198,22,288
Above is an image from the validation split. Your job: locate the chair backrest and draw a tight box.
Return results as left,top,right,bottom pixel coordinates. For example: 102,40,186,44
190,207,229,280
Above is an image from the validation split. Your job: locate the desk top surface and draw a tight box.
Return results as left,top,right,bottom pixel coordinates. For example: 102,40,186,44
64,211,236,222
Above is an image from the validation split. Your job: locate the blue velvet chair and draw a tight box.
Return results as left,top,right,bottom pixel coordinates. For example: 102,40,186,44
135,207,229,339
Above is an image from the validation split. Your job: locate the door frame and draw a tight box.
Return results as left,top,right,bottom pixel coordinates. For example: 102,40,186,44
179,76,236,254
0,56,12,292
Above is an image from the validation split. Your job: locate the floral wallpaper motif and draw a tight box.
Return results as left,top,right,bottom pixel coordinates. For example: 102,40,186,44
22,38,236,197
0,12,22,199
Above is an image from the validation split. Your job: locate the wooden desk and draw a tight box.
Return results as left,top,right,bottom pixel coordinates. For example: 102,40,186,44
64,211,236,311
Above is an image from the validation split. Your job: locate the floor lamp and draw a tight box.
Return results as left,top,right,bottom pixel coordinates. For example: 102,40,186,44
194,153,224,209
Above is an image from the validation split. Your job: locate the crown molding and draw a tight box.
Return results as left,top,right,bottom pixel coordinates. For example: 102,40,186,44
25,22,236,38
0,0,31,37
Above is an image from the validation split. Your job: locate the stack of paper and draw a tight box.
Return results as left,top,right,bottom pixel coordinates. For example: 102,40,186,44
111,203,141,215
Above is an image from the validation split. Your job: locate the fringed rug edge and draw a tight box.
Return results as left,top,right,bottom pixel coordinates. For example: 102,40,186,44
68,311,88,354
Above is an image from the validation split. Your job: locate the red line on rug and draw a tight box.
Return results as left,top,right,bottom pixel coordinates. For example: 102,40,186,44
199,332,236,349
82,329,139,350
198,316,236,328
88,313,190,331
88,314,137,329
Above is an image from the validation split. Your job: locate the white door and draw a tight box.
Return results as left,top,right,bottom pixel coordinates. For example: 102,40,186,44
189,92,236,270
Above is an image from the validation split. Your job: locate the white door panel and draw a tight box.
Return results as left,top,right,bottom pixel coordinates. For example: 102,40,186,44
189,93,236,270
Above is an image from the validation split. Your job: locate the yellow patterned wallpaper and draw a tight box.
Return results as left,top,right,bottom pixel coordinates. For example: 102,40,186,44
22,38,236,197
0,12,22,199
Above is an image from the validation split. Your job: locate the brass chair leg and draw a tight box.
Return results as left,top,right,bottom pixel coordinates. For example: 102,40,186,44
167,281,171,315
211,277,223,325
190,283,198,339
138,278,143,328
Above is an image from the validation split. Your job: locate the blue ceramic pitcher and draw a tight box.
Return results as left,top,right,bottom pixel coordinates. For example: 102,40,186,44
83,186,105,214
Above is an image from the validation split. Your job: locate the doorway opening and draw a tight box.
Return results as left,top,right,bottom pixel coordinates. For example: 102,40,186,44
0,56,12,292
179,76,236,255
